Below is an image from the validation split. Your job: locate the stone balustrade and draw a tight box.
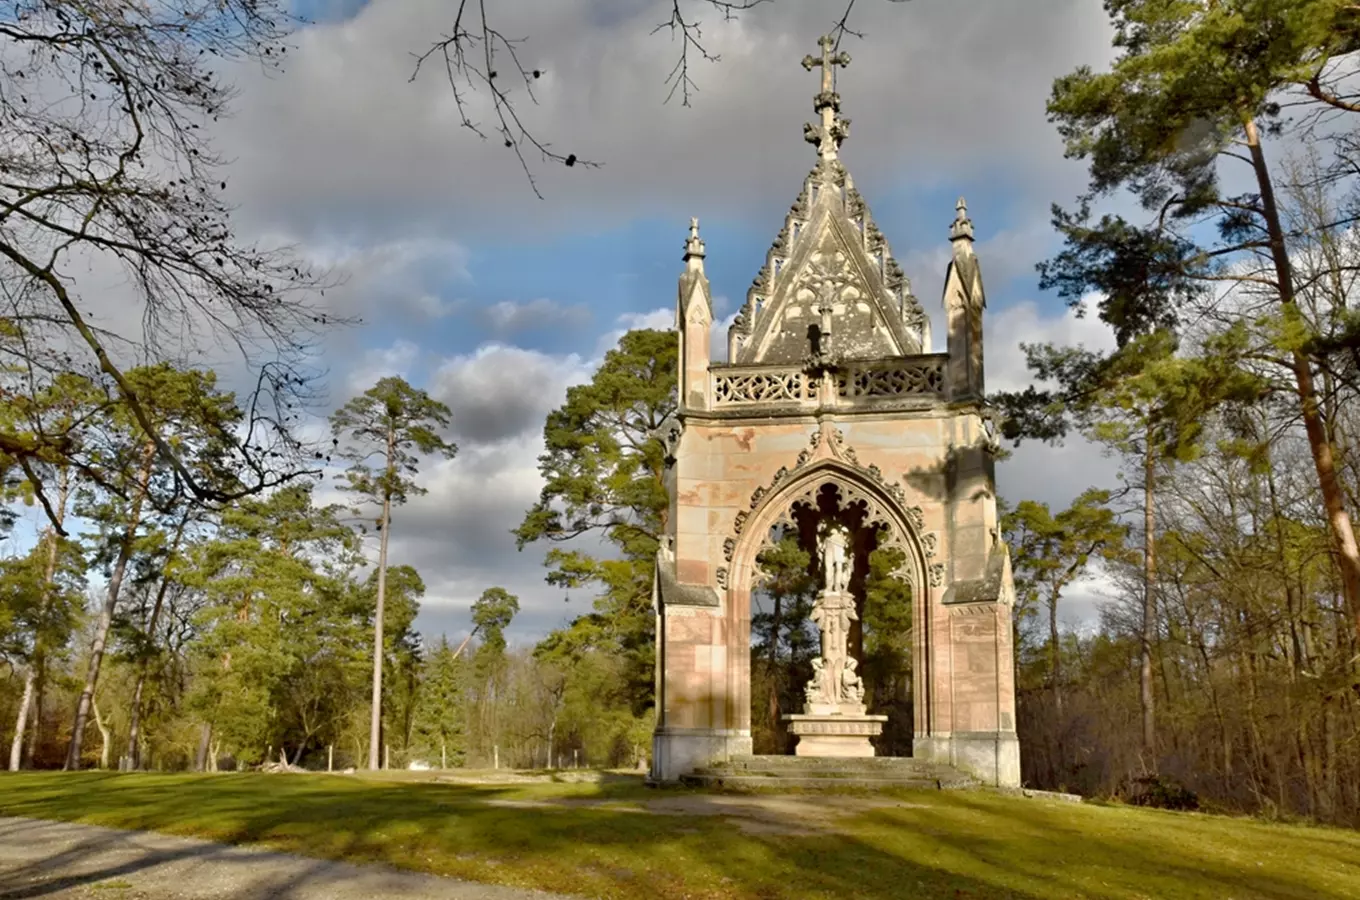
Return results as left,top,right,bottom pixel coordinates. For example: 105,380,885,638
709,354,949,412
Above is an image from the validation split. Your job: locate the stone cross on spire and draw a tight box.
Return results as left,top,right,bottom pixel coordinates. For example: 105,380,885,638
683,216,706,270
802,35,851,161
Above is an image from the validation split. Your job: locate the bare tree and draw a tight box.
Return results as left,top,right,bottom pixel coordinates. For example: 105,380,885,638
0,0,352,533
410,0,900,198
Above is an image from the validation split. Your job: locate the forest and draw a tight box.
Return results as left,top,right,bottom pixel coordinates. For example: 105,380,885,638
2,0,1360,831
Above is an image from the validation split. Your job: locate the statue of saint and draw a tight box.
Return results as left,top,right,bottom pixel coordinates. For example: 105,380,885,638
805,657,828,706
819,523,851,594
840,656,864,705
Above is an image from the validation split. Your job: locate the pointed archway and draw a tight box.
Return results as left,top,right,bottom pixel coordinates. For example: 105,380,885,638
726,440,934,755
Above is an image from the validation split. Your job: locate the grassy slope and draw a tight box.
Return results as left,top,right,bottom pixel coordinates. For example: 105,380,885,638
1,772,1357,900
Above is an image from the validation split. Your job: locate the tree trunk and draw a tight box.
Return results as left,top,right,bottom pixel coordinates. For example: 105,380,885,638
1048,586,1063,717
66,441,155,770
369,424,397,771
195,723,212,772
12,470,71,770
1141,433,1157,763
128,514,190,769
27,670,43,762
91,695,112,771
769,594,783,750
8,669,36,772
1243,117,1360,646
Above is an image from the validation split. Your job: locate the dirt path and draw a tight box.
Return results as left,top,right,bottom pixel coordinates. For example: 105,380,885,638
0,817,578,900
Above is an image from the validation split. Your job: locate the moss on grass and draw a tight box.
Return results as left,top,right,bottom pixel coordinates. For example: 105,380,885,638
1,771,1356,899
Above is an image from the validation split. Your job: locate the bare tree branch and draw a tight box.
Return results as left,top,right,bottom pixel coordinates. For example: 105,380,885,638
0,0,353,528
412,0,895,198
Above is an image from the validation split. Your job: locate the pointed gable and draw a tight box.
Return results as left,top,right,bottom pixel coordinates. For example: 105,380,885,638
730,159,927,365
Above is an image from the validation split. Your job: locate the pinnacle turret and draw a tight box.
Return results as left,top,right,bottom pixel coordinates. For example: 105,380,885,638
950,197,975,242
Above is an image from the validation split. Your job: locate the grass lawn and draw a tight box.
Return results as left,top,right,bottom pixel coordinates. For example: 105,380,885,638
2,771,1358,899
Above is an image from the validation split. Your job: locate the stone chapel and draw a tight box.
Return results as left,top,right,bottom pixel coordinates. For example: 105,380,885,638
650,36,1020,788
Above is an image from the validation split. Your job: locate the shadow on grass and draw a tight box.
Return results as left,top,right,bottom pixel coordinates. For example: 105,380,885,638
1,772,1358,899
0,773,1028,900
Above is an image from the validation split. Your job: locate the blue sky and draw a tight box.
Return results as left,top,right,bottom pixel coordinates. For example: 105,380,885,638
22,0,1133,643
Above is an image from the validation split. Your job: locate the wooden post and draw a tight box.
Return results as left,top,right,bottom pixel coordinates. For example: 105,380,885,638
494,745,499,770
441,740,447,770
384,744,390,770
327,744,333,773
574,749,579,769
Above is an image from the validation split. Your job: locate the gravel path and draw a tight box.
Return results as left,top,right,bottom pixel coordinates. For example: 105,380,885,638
0,817,580,900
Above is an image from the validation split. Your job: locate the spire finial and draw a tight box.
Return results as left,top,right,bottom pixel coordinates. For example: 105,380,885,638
683,216,706,269
801,34,852,161
950,196,974,242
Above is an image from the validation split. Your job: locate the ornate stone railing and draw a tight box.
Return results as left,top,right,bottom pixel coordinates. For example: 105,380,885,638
709,354,948,411
835,355,947,400
712,366,818,406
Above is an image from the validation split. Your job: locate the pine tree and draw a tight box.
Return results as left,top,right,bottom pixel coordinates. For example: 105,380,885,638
330,376,456,771
1039,0,1360,647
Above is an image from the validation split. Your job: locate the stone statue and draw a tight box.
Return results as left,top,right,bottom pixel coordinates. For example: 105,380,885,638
819,523,851,594
811,588,855,662
840,657,864,705
805,657,827,707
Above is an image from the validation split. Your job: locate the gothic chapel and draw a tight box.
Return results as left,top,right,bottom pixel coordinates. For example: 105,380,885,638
651,36,1020,787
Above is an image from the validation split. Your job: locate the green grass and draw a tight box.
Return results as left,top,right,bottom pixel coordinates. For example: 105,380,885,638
2,771,1358,899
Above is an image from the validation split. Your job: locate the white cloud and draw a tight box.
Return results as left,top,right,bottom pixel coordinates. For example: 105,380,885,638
482,298,591,335
594,307,675,358
216,0,1116,242
431,343,592,444
345,339,423,394
985,295,1116,394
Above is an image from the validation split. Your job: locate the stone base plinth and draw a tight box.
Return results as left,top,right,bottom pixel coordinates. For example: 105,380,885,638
914,731,1021,787
783,713,889,758
650,728,753,783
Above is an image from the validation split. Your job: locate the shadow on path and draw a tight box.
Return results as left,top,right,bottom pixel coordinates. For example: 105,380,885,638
0,816,567,900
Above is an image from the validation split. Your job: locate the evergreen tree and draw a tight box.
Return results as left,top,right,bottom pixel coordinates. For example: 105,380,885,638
515,328,677,714
1038,0,1360,647
66,364,241,769
330,376,456,771
185,484,363,765
411,637,469,768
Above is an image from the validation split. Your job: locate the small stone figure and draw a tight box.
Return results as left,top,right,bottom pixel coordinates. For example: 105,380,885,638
819,523,851,594
840,657,865,705
805,657,828,706
810,588,857,666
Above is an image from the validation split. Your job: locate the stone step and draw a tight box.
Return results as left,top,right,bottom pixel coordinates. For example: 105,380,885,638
679,773,974,791
680,756,978,792
707,761,962,777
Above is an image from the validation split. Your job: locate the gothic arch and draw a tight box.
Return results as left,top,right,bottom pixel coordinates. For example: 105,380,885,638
721,454,940,743
726,458,934,604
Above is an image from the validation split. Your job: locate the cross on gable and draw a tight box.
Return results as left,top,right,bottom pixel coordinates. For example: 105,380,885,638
802,34,850,96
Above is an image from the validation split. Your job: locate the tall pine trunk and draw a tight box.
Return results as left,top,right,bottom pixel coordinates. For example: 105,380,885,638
1141,430,1157,762
1243,118,1360,645
65,442,155,770
1048,585,1063,717
127,513,190,769
9,533,57,771
10,468,71,771
368,423,397,771
92,695,112,770
8,671,36,772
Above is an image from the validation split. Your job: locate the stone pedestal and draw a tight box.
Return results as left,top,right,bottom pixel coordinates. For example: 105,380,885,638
784,711,888,757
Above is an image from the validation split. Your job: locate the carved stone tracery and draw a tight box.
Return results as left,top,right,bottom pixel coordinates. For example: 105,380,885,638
710,357,945,409
721,423,941,591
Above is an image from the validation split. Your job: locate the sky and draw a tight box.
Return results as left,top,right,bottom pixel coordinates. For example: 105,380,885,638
7,0,1133,644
